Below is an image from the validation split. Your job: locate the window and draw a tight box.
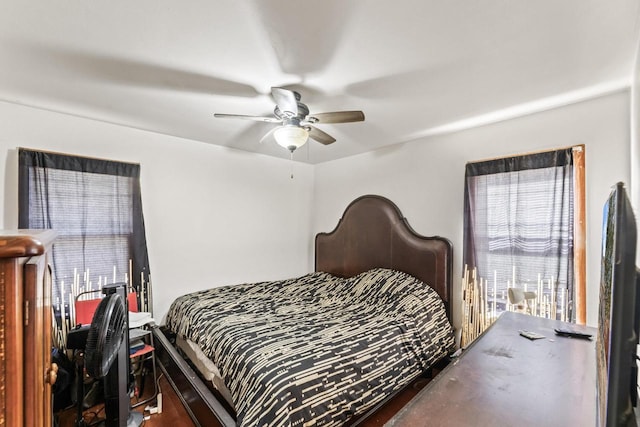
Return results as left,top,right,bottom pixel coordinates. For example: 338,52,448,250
18,149,152,345
462,146,586,330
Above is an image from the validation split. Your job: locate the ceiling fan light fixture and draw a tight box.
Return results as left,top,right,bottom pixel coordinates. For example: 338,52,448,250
274,126,309,152
215,87,364,154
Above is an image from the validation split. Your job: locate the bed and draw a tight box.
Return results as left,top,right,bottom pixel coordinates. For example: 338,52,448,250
154,195,455,426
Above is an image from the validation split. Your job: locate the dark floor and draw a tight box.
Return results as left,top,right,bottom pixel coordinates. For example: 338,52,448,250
56,373,194,427
56,372,431,427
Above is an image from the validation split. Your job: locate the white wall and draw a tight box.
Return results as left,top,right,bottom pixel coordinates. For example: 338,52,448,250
313,90,631,328
1,91,631,327
0,101,315,322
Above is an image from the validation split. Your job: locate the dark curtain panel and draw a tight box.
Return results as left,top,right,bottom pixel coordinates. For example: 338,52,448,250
463,148,575,322
18,149,152,335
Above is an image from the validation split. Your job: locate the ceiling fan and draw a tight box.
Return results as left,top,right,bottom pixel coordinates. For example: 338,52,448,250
214,87,365,153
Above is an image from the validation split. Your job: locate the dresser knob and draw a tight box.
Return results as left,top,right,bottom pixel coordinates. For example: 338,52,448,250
46,363,59,385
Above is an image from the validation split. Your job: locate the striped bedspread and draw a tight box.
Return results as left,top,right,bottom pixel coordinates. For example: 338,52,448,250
166,268,455,426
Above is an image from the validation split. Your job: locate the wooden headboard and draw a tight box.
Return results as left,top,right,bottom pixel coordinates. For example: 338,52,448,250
315,195,453,319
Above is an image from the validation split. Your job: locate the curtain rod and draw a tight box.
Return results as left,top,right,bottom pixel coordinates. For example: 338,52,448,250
18,146,140,167
466,144,584,165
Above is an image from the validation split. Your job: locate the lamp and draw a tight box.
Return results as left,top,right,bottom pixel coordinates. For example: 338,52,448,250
274,126,309,152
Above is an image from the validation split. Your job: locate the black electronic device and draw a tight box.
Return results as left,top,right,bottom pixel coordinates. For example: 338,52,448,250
66,325,90,350
596,182,640,427
554,328,593,340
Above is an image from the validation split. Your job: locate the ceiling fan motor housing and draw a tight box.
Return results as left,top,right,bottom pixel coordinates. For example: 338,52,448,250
274,101,309,120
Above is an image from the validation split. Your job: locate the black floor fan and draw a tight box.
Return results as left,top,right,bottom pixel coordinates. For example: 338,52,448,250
84,283,143,427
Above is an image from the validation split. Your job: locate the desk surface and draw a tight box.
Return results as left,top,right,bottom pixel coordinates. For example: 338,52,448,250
386,312,597,427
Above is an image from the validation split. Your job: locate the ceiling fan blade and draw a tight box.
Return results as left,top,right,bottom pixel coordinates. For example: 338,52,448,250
307,126,336,145
214,113,281,123
271,87,299,117
259,126,280,144
307,111,365,124
20,42,261,98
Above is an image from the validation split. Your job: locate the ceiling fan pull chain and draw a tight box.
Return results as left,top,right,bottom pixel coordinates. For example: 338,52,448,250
290,152,294,179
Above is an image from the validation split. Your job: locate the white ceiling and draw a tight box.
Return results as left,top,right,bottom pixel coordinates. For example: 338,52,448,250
1,1,639,164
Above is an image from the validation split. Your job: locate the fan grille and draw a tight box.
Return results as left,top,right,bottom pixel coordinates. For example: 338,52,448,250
84,293,127,379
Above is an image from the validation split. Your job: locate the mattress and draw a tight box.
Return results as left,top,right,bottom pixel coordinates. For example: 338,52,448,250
166,268,455,427
175,335,235,408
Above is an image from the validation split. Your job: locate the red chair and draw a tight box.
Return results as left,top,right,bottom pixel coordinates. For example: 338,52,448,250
75,291,139,325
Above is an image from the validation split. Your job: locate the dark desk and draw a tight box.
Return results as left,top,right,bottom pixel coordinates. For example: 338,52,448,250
387,312,597,427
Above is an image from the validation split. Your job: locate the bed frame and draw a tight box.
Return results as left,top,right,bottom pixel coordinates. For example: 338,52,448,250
153,194,453,427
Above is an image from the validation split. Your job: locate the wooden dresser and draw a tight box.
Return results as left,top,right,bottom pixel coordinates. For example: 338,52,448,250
0,230,57,427
387,311,597,427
